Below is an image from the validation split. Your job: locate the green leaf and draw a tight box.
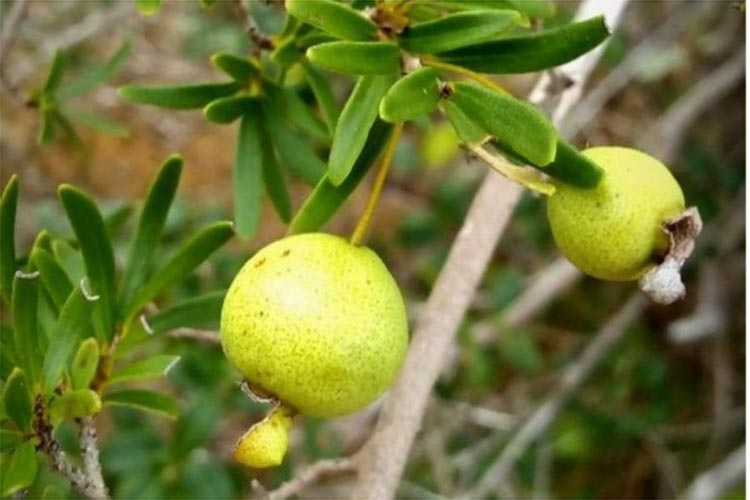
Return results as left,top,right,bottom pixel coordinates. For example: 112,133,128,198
210,53,259,82
51,239,85,285
428,0,554,19
271,38,304,67
103,389,178,419
529,139,603,188
265,108,326,185
398,10,522,54
302,61,340,134
12,273,40,389
136,0,162,15
43,51,68,93
264,83,330,142
1,441,38,497
449,82,556,165
30,248,73,309
441,99,490,145
58,41,132,100
118,81,242,110
146,290,225,335
0,429,22,452
290,120,392,233
286,0,377,41
109,355,180,385
2,368,33,432
119,155,182,318
124,222,234,326
42,285,97,395
307,42,401,75
38,111,55,143
260,121,292,223
1,175,19,305
58,185,115,342
70,338,99,390
233,111,264,239
49,389,101,424
67,110,129,137
203,95,259,124
49,109,83,147
435,16,610,74
379,67,441,123
1,323,18,379
31,230,52,253
328,75,393,185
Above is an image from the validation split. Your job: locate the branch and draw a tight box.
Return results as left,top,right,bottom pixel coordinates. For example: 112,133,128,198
266,457,357,500
468,294,647,498
681,445,746,500
78,418,109,500
168,327,221,344
230,0,273,54
351,1,632,497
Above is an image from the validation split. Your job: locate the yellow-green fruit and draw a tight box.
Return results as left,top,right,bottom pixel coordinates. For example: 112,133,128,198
221,233,408,417
233,405,293,468
547,147,685,281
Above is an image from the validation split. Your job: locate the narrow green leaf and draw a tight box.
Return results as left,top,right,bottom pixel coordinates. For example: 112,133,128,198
530,139,604,188
49,389,101,425
124,222,234,324
307,42,401,75
398,10,522,54
67,110,129,137
31,230,52,253
58,185,115,341
266,108,326,185
428,0,554,18
31,248,73,309
289,120,392,233
103,389,178,419
441,99,490,145
12,273,40,388
43,51,68,93
0,429,22,452
1,441,38,497
58,41,132,100
271,38,303,67
234,111,264,239
119,155,182,318
435,16,610,74
210,53,259,82
1,324,18,379
302,61,340,134
328,75,392,185
379,67,441,123
2,368,32,432
146,290,225,335
49,109,83,147
71,338,99,390
203,95,259,124
42,285,98,395
52,239,85,284
118,81,242,110
38,111,55,144
108,355,180,385
264,82,330,142
260,121,292,223
136,0,163,15
449,82,556,165
286,0,378,41
1,175,19,305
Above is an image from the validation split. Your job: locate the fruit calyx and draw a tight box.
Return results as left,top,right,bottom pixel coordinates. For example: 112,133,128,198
639,207,703,304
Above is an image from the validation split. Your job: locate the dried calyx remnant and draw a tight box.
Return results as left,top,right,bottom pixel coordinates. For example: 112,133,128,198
640,207,703,305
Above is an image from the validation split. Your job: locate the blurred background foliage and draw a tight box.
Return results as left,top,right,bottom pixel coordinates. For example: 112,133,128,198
0,0,745,499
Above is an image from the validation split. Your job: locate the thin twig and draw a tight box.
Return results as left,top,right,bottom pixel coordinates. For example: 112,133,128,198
230,0,273,54
78,418,110,500
468,294,647,499
681,444,746,500
168,327,221,344
266,457,357,500
351,1,632,497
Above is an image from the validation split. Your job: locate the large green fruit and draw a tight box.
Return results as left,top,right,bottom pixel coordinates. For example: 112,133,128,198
221,232,408,418
547,147,685,281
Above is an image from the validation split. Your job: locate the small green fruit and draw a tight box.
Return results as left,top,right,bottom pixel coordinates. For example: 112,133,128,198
547,147,685,281
221,233,408,418
233,405,293,468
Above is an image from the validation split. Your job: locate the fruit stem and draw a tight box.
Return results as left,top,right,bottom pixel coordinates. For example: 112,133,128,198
421,58,511,96
350,122,403,246
470,143,556,196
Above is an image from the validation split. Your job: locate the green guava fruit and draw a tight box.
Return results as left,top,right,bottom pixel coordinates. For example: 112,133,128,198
221,231,408,417
547,147,686,281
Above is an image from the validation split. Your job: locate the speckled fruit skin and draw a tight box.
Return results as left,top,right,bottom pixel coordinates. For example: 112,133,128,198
547,147,685,281
221,233,408,418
